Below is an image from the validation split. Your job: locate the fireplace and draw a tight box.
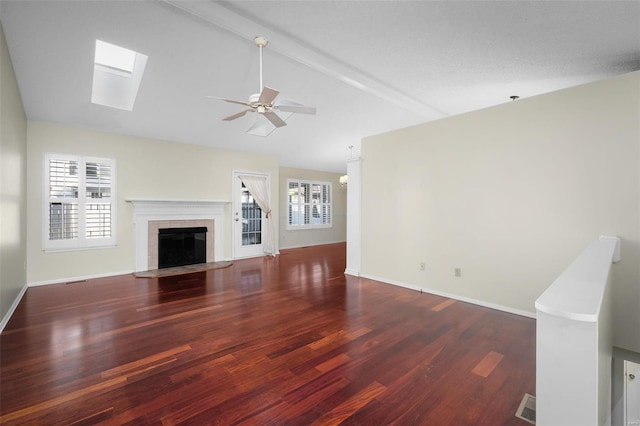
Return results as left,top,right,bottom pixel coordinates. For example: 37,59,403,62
127,199,229,272
147,219,213,270
158,227,207,269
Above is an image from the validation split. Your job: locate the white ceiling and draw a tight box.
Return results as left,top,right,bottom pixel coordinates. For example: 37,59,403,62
2,1,639,173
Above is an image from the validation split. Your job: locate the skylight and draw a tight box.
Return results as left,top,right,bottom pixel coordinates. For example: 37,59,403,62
91,40,148,111
94,40,136,76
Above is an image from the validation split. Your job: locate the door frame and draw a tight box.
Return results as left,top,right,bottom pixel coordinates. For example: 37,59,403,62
625,360,640,426
232,171,270,259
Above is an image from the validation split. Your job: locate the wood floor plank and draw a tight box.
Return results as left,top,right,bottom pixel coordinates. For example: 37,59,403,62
100,344,191,379
315,353,351,373
431,298,457,312
311,381,387,425
0,243,535,425
472,350,505,378
0,375,128,423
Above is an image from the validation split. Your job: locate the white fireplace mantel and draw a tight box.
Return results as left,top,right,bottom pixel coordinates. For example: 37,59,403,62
127,198,230,272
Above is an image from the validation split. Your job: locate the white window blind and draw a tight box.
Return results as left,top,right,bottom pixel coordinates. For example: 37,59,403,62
287,179,332,229
44,153,116,251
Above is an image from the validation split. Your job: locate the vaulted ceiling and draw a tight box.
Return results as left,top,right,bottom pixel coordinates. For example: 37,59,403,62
2,1,639,172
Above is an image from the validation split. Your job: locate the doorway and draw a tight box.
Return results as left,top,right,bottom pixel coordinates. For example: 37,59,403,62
233,172,267,259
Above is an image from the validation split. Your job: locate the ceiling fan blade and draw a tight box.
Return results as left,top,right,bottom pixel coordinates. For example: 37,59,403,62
276,105,316,115
263,111,287,128
258,87,279,105
206,96,253,107
222,109,252,121
276,98,316,115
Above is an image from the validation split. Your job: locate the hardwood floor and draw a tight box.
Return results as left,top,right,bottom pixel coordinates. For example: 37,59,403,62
0,243,535,425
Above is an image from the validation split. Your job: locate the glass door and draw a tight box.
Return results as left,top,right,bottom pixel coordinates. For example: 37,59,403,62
233,172,266,258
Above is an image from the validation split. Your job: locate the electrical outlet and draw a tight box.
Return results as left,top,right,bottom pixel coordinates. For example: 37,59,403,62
419,262,426,271
454,267,461,277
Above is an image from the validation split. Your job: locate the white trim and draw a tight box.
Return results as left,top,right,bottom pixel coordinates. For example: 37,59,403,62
0,283,29,333
279,240,345,250
346,157,361,276
232,253,270,260
535,236,619,322
624,360,640,426
344,269,360,277
286,224,333,231
127,199,229,271
28,270,134,288
43,153,117,252
286,178,333,230
359,272,536,319
232,171,271,259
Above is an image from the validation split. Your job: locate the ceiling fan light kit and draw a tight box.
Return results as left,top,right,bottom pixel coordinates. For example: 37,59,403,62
209,36,316,137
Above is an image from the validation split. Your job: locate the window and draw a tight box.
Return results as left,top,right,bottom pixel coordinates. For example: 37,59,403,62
287,179,332,229
241,182,262,245
44,153,116,251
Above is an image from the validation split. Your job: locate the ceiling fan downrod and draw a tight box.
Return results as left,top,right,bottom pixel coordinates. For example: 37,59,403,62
254,36,269,94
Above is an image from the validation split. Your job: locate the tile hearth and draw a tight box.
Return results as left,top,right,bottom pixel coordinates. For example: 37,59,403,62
134,260,233,278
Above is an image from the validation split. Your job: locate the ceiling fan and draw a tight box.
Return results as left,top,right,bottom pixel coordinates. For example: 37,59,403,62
208,36,316,137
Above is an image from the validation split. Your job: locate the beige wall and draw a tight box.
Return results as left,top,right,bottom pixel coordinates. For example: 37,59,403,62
279,167,346,249
362,71,640,352
26,121,279,284
0,22,28,322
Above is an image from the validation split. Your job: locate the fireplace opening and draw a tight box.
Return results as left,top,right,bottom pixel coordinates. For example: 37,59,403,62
158,227,207,269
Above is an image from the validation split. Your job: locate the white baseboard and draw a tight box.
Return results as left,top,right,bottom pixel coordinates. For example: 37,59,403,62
0,282,29,333
28,270,134,287
359,273,536,319
279,240,346,250
344,268,360,277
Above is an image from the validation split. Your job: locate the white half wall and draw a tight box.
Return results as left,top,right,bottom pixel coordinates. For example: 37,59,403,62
535,236,618,426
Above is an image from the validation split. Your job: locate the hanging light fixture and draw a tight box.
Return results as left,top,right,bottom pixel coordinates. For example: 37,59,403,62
339,145,354,189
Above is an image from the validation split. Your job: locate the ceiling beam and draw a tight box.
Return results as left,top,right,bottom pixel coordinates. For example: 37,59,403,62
160,0,445,120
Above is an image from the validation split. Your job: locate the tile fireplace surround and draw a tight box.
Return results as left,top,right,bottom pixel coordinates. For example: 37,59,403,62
127,199,229,272
148,219,214,270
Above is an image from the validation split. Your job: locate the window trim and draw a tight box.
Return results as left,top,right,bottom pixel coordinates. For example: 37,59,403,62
43,153,117,252
286,179,332,231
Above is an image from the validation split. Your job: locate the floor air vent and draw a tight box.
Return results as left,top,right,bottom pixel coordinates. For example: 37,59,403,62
515,393,536,424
